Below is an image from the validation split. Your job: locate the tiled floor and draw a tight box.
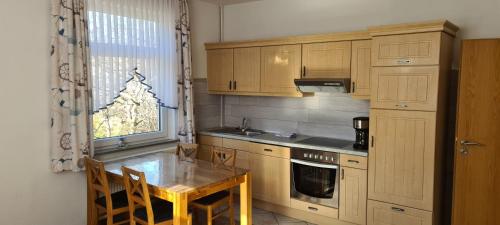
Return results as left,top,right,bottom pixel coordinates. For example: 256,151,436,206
193,202,317,225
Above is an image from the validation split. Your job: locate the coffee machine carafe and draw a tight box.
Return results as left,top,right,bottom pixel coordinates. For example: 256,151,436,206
353,117,369,150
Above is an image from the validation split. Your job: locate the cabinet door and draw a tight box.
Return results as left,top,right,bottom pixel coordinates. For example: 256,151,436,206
372,32,441,66
207,49,234,92
251,153,291,207
261,45,301,93
367,200,432,225
340,167,367,225
351,40,372,99
368,109,436,211
302,41,351,78
234,47,261,92
371,66,439,111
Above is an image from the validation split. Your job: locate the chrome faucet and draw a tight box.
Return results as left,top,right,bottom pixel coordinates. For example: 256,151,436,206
241,117,249,132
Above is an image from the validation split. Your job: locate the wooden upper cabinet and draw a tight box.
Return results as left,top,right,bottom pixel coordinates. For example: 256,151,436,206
372,32,442,66
261,45,302,93
351,40,372,99
207,49,234,92
234,47,261,92
371,66,439,111
340,167,368,225
302,41,351,78
367,200,432,225
368,109,436,211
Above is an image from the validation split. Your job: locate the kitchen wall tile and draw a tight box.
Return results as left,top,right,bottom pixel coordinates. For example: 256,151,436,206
297,122,356,140
307,109,368,126
224,95,240,105
229,105,308,122
318,96,370,112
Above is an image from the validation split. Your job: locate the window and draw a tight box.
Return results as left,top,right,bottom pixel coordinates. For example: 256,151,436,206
87,0,178,150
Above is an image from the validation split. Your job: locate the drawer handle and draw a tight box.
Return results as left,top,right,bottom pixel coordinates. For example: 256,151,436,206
307,206,318,211
397,59,411,65
264,149,273,152
391,207,405,212
395,104,408,108
347,160,360,164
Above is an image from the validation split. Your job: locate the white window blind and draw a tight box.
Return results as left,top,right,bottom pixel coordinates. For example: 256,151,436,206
88,0,178,112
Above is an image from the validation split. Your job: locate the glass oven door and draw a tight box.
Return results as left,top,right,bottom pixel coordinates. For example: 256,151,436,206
291,159,339,208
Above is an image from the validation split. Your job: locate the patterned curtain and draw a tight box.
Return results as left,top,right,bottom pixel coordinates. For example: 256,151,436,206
176,0,196,144
50,0,93,172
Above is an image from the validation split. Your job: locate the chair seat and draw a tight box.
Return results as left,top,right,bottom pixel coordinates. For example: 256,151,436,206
134,200,174,223
95,190,129,209
98,212,129,225
193,190,230,206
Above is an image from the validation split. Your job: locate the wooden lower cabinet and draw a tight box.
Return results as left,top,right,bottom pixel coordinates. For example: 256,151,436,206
251,152,291,207
367,200,432,225
291,198,339,219
339,167,367,225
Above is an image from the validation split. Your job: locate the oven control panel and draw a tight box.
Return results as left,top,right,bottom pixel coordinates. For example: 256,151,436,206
291,148,339,164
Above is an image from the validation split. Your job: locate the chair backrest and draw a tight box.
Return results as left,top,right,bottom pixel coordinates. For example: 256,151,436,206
121,166,155,225
211,147,236,168
85,157,114,213
176,143,199,162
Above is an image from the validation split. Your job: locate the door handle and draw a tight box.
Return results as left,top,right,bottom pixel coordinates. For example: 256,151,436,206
341,168,345,180
459,140,481,155
229,81,232,90
303,66,306,77
352,82,356,93
233,80,237,90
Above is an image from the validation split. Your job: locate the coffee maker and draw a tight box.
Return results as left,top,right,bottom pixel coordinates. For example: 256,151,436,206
353,117,369,150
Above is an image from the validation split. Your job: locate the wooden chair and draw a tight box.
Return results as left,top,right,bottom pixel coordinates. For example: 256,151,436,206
85,157,129,225
176,143,199,162
191,147,236,225
121,166,192,225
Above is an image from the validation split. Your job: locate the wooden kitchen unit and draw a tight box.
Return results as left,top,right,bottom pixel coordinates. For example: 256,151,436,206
367,21,458,225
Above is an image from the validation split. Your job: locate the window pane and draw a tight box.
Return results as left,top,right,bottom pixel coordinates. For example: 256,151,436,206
92,74,160,139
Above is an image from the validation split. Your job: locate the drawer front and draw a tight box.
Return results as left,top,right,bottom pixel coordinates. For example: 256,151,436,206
198,135,222,147
222,138,250,151
340,154,368,170
371,66,439,111
372,32,441,66
291,199,338,219
367,200,432,225
249,142,290,159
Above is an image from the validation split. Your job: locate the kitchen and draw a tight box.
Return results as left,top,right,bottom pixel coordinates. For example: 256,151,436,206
2,0,499,225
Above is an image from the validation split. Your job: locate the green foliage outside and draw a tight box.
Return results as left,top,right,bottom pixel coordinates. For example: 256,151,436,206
93,74,160,139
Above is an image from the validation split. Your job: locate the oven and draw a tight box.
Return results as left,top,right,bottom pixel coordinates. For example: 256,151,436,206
290,148,340,208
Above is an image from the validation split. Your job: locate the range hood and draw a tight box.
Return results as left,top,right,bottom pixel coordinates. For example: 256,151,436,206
294,78,351,93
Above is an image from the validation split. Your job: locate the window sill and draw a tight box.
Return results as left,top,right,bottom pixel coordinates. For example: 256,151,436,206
94,140,178,163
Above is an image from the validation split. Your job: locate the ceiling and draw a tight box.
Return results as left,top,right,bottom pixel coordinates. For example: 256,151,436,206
200,0,264,5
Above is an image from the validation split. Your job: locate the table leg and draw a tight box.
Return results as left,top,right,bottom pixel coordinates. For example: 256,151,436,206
239,172,252,225
173,192,189,225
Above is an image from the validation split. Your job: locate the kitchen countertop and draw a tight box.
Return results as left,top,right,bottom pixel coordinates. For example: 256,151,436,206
199,129,368,157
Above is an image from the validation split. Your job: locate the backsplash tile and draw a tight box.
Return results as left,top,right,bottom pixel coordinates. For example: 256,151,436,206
193,79,221,130
193,80,370,140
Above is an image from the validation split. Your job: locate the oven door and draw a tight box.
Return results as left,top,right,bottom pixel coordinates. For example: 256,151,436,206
291,159,339,208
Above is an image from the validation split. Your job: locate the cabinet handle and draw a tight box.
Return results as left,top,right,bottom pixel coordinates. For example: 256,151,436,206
371,136,374,147
391,207,405,212
303,66,306,77
233,80,237,90
264,149,273,152
307,206,318,211
397,59,411,65
352,82,356,93
229,81,232,90
341,168,345,180
347,159,360,164
395,103,408,108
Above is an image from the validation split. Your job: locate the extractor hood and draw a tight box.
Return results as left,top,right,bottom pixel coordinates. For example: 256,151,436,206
294,78,351,93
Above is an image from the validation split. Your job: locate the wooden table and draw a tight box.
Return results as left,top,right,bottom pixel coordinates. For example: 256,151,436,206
101,152,252,225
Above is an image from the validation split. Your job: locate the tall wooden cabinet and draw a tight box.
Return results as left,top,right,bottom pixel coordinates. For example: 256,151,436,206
367,21,458,225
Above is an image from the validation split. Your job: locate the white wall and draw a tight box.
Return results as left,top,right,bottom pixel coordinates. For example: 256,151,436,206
0,0,87,225
222,0,500,67
190,0,220,78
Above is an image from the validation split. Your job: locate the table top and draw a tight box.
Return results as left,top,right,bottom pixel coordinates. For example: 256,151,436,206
105,152,249,194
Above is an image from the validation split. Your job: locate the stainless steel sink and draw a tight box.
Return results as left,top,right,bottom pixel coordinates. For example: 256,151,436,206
210,127,265,137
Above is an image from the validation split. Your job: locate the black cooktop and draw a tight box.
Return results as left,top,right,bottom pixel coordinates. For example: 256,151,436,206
296,137,352,148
